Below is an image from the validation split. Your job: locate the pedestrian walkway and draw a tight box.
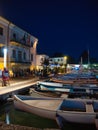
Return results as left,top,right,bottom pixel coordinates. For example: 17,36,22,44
0,76,39,88
0,76,40,100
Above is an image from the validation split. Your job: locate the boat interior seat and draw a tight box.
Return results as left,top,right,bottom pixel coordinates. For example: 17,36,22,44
86,104,94,113
60,100,86,112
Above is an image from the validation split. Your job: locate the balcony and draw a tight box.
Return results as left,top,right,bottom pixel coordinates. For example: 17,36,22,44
10,58,31,64
10,39,31,47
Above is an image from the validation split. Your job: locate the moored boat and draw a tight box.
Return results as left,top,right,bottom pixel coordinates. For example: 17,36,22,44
37,81,64,87
50,72,98,85
13,95,62,120
13,95,98,129
36,81,98,98
36,81,71,93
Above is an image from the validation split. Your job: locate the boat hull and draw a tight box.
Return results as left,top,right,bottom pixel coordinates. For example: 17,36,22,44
13,95,98,126
14,95,62,120
57,111,96,124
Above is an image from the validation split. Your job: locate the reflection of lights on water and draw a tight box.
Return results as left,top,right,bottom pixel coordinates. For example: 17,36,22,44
6,112,10,124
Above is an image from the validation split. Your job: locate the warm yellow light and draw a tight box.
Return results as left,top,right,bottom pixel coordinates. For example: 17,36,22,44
64,56,67,64
9,70,13,77
64,56,67,60
0,63,4,70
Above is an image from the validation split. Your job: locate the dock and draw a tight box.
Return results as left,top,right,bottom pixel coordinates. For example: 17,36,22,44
0,77,39,101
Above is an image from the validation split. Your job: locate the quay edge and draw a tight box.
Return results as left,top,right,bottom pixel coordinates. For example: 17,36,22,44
0,78,39,102
0,121,60,130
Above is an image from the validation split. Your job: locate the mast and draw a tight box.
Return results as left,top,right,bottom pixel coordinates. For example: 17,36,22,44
88,48,90,69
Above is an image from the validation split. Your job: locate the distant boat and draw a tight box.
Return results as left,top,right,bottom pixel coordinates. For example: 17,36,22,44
13,95,98,129
50,72,98,84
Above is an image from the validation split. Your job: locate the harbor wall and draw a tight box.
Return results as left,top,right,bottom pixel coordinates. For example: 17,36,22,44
0,121,60,130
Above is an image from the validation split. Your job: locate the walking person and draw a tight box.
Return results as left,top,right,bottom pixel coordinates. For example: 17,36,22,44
2,68,10,86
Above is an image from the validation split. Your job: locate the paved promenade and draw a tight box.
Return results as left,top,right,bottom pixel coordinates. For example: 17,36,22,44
0,76,40,99
0,76,39,87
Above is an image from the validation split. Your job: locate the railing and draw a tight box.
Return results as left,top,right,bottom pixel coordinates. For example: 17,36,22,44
10,39,31,47
10,58,31,64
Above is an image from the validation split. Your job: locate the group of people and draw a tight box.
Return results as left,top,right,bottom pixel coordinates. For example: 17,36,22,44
0,68,10,86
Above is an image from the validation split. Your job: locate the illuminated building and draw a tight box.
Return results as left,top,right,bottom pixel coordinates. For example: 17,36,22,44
36,54,49,70
49,57,67,67
0,16,38,73
49,56,67,73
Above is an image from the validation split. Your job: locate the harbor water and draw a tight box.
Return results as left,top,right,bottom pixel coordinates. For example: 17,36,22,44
0,87,97,130
0,101,58,129
0,100,96,130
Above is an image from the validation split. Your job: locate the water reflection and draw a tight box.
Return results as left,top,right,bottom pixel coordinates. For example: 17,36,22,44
0,102,58,129
0,88,97,130
0,101,96,130
5,112,10,124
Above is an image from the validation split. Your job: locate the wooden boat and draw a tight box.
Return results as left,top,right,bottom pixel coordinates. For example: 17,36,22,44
37,81,64,87
13,95,98,129
36,81,98,98
50,72,98,85
51,78,98,85
29,88,62,98
37,81,71,93
13,95,62,120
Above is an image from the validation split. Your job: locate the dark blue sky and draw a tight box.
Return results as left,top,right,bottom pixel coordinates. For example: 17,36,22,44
0,0,98,60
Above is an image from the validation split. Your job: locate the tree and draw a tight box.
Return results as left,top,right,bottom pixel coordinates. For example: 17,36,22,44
41,58,49,77
41,58,49,67
67,56,76,64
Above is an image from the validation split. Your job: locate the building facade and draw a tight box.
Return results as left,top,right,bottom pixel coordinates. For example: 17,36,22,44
49,56,67,67
0,16,38,75
36,54,49,70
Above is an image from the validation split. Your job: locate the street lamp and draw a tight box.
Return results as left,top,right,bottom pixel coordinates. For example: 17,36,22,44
64,56,67,64
64,56,67,73
4,48,7,68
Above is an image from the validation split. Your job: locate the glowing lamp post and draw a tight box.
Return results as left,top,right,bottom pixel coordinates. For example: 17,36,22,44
4,48,7,68
64,56,67,63
64,56,67,73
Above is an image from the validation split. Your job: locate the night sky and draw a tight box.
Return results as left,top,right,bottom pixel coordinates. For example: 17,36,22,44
0,0,98,60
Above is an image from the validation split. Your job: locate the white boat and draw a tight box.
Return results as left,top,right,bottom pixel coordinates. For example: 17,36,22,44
36,81,71,92
13,95,62,120
13,95,98,129
36,81,98,98
37,81,64,87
